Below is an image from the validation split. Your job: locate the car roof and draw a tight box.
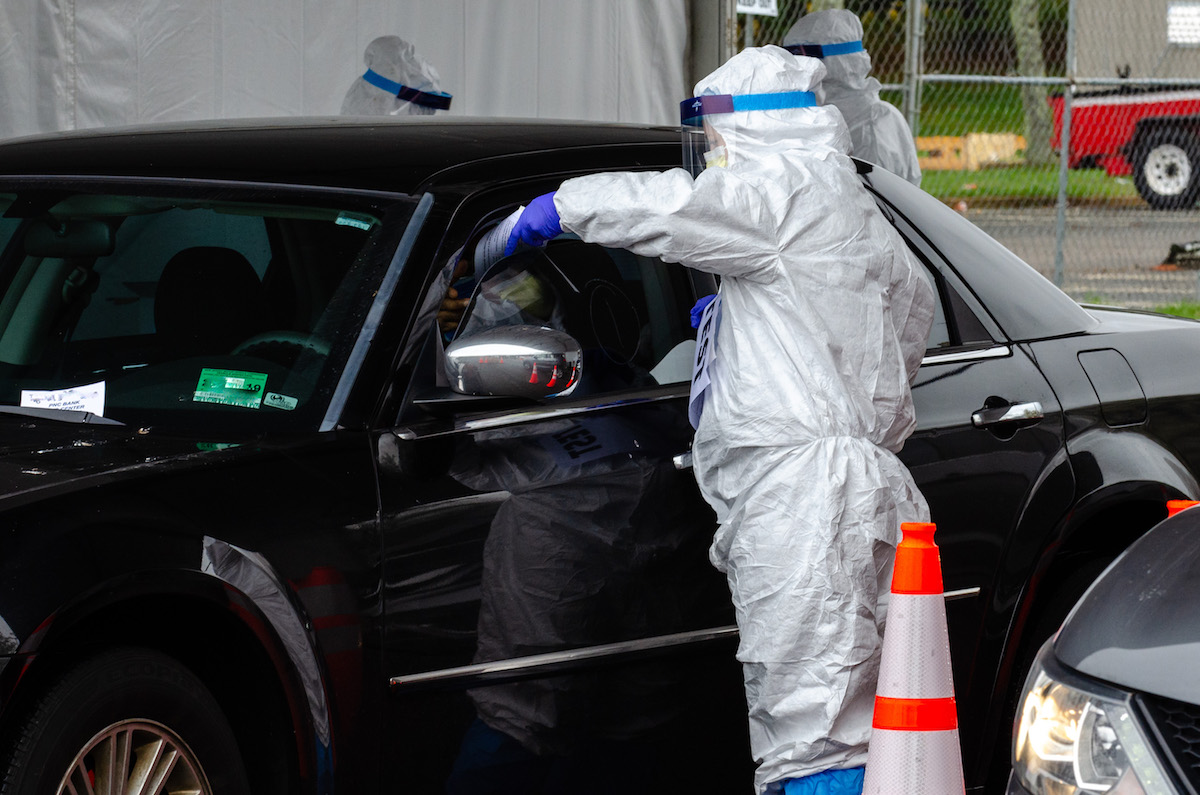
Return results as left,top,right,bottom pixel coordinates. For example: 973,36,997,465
0,116,683,194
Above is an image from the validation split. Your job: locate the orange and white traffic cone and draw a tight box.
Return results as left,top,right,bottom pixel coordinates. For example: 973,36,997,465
862,522,965,795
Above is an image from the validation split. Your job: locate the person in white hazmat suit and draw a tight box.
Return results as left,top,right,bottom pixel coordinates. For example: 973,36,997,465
503,46,935,794
784,10,922,186
340,35,452,116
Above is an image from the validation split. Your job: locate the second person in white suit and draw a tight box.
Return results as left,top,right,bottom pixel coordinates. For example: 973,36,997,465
504,46,934,794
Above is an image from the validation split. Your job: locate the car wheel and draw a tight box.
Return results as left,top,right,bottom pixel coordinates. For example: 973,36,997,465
0,647,250,795
1133,127,1200,210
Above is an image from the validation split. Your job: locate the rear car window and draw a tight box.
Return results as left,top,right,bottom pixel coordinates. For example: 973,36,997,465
0,186,413,432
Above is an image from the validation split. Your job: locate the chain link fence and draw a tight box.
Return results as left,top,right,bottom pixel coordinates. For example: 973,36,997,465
740,0,1200,311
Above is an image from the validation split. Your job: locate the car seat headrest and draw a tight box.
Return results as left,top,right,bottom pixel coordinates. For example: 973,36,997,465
154,246,265,357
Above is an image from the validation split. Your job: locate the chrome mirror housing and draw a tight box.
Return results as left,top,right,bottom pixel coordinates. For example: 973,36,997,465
445,325,582,399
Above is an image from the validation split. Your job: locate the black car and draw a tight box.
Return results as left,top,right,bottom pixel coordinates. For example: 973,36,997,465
1009,501,1200,794
0,117,1197,795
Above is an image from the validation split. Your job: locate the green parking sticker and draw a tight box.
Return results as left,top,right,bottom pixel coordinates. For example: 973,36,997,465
194,369,267,409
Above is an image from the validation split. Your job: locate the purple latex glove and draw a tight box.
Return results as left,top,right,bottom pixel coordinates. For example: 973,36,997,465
690,294,717,329
504,192,562,256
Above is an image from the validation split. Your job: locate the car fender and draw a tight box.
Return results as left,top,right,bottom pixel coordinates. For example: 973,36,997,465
0,534,333,791
198,536,336,772
967,429,1194,785
1067,426,1200,508
1005,427,1196,656
1003,427,1190,668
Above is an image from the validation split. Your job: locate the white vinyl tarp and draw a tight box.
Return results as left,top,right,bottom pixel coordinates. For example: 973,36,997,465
0,0,690,140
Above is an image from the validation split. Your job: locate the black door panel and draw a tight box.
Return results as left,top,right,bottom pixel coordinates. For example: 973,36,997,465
376,395,751,792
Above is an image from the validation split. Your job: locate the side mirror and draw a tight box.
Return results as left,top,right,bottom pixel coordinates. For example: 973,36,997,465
445,325,582,399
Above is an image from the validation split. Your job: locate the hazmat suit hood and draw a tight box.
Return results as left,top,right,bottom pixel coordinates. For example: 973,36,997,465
693,45,851,168
341,35,447,116
784,10,875,109
783,11,922,185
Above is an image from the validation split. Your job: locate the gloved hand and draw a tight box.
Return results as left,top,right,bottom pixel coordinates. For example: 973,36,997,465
690,294,717,329
504,192,562,256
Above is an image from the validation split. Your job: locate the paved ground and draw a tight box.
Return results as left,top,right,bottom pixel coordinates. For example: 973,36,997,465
962,204,1200,309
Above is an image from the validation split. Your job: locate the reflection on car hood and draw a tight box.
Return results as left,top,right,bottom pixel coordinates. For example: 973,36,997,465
1055,512,1200,704
0,417,239,506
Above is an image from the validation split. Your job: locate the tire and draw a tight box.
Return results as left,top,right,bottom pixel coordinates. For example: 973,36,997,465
1133,127,1200,210
0,647,251,795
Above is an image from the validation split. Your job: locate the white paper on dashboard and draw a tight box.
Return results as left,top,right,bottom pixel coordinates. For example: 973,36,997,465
21,381,106,416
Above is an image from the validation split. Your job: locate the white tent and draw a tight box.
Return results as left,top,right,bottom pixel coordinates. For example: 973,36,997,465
0,0,710,140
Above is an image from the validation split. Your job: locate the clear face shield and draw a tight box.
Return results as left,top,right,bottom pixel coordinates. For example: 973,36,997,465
680,91,818,177
681,95,734,177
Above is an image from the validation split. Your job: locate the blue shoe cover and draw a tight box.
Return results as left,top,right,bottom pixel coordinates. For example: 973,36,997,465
780,767,866,795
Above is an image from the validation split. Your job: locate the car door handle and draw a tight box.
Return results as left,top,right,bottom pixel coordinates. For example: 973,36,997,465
971,401,1044,428
673,452,693,471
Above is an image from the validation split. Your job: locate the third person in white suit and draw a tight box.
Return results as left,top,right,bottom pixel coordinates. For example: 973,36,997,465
504,46,934,794
784,9,922,186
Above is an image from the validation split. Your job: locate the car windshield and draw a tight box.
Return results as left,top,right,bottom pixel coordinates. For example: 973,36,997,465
0,185,414,433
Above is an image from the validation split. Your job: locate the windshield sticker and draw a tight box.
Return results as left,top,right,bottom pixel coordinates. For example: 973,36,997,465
21,381,106,416
335,212,376,231
263,392,298,411
194,369,267,409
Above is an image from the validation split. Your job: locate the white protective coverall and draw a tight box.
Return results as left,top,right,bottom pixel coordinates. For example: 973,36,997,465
784,10,922,186
550,46,934,791
340,36,447,116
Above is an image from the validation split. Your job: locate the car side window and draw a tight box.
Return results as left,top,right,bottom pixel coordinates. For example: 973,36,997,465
894,231,984,353
453,236,698,393
875,194,997,354
918,261,952,351
917,258,995,352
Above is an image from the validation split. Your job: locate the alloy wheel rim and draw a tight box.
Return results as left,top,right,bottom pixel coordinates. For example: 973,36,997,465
55,720,212,795
1145,143,1192,197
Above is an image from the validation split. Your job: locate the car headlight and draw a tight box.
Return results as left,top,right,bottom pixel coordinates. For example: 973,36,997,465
1013,641,1175,795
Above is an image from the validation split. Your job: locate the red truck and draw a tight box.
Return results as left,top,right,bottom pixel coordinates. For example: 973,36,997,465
1050,87,1200,209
